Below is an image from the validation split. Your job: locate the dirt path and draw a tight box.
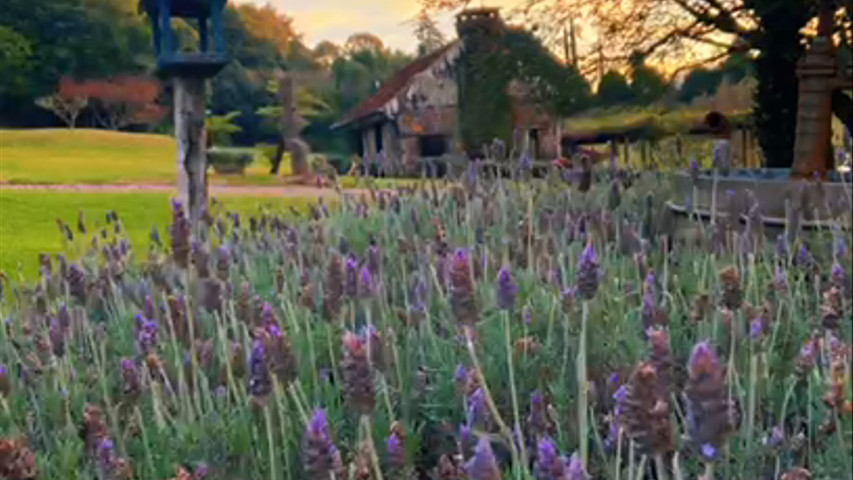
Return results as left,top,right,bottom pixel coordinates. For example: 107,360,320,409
0,183,368,199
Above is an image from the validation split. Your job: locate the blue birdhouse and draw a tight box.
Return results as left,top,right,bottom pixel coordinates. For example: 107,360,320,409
140,0,228,77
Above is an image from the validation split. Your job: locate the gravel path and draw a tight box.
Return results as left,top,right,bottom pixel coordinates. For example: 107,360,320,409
0,183,366,198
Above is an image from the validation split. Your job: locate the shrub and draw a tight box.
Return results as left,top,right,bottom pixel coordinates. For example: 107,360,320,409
207,147,254,174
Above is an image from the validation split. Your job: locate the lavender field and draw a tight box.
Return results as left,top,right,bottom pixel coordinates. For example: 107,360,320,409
0,167,850,480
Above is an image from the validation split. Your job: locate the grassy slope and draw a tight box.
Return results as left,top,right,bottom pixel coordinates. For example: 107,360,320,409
0,129,293,185
0,190,312,280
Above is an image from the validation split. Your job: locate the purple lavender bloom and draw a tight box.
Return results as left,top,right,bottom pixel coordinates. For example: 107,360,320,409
700,443,718,461
194,463,210,479
798,341,817,372
835,237,848,259
467,387,489,428
767,425,784,448
345,255,358,298
831,262,846,286
749,317,764,342
612,384,627,417
689,156,700,183
248,339,271,397
534,436,564,480
797,245,810,266
386,430,405,469
465,436,501,480
0,364,9,396
96,438,116,472
688,342,720,372
260,302,277,327
303,408,343,478
358,266,374,298
608,373,619,386
566,452,586,480
454,364,468,385
496,267,518,310
576,242,600,300
519,149,533,172
522,306,532,326
308,409,332,441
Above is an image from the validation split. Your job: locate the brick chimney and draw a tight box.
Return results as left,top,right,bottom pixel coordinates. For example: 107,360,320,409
455,7,504,40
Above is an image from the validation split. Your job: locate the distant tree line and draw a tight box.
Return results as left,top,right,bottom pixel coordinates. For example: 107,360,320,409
1,0,760,156
0,0,414,154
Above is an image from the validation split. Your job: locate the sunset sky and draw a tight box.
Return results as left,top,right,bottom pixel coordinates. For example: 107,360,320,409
234,0,520,53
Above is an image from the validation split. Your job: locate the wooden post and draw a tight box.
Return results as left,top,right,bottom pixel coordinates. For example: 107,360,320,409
174,75,207,226
277,72,309,176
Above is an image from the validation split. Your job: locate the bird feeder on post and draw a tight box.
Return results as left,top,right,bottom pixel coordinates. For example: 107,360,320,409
140,0,228,225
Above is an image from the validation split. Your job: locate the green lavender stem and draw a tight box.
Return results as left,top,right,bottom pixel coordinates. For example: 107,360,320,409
464,330,523,476
503,311,527,475
264,404,277,480
654,453,669,480
615,427,623,480
746,347,758,451
578,300,590,468
361,414,385,480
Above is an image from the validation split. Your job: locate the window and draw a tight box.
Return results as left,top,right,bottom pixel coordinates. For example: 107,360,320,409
418,135,447,157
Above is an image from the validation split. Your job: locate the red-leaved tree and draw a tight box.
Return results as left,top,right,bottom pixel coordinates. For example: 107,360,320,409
77,76,166,130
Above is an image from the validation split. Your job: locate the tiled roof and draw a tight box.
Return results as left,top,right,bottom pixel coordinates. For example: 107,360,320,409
333,42,459,129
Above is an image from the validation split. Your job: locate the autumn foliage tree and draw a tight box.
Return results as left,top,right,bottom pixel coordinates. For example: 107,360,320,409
78,76,166,130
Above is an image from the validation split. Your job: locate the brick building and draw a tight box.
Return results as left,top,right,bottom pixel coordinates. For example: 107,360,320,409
331,8,562,173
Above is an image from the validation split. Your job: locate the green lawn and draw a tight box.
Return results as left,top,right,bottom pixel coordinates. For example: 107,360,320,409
0,128,296,185
0,190,313,281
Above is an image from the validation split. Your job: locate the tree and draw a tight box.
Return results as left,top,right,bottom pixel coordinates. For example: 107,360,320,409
344,33,385,55
206,111,242,146
235,3,301,56
422,0,853,168
35,77,89,128
678,68,722,103
0,0,151,125
78,76,165,130
597,70,632,106
0,26,33,99
313,41,342,68
411,11,446,55
629,53,668,104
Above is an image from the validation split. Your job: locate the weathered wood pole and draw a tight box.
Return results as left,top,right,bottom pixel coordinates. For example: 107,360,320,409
173,75,207,226
277,71,310,176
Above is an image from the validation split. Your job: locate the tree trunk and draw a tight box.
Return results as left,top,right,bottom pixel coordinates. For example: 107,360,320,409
174,76,208,227
752,1,809,169
270,137,285,174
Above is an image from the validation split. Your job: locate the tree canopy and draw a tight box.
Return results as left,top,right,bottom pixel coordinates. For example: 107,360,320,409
421,0,853,168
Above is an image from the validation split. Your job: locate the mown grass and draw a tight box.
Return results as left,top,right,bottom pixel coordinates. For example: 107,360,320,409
0,190,313,280
0,129,296,185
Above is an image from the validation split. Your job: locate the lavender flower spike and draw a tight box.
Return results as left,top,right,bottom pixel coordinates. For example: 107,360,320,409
465,436,501,480
496,266,518,310
576,241,600,300
303,409,344,480
534,436,587,480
